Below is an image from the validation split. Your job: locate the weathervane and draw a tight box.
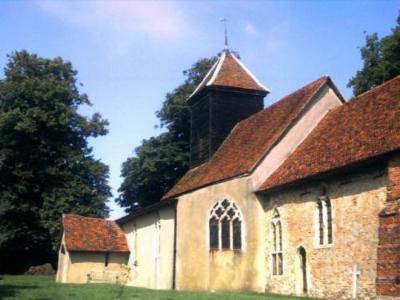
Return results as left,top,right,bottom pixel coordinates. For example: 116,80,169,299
220,18,229,50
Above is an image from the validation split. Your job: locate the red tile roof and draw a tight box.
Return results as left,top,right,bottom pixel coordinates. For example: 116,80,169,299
189,50,268,99
259,75,400,192
62,214,129,253
163,76,332,199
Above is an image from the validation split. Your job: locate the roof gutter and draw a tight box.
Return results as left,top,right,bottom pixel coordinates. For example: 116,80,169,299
256,151,394,196
116,198,178,225
162,172,250,201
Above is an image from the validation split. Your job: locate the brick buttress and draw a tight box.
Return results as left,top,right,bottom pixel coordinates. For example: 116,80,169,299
376,154,400,297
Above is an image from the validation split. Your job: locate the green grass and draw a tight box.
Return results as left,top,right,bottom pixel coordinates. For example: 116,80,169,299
0,275,315,300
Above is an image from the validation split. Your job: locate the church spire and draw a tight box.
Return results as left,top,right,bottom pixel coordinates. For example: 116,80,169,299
188,50,270,102
188,19,270,100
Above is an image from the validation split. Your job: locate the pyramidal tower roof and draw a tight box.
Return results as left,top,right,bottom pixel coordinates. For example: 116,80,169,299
189,50,270,100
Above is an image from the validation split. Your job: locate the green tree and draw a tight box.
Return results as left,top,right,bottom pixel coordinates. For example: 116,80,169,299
117,57,216,212
348,14,400,95
0,50,111,272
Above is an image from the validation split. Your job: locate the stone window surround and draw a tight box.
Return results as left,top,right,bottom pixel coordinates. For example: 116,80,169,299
314,195,334,249
208,198,243,251
271,209,283,276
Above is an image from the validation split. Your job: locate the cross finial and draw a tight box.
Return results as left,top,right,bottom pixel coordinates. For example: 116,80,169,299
220,18,229,50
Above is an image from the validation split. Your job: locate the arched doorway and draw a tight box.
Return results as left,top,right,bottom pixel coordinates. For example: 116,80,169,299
298,246,308,294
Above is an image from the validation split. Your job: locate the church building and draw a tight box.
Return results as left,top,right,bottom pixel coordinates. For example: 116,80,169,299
56,49,400,300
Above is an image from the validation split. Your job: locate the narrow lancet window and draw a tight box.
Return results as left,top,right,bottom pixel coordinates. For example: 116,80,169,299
233,219,242,250
221,217,230,249
272,209,283,275
316,192,334,246
277,221,282,251
318,200,324,245
326,198,333,244
209,217,219,249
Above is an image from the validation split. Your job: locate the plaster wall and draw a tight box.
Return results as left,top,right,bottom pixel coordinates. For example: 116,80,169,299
56,234,70,283
261,168,387,299
176,176,266,292
251,84,343,189
122,206,175,289
65,251,129,283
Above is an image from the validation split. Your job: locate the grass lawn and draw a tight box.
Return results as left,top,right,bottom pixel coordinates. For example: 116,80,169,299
0,275,315,300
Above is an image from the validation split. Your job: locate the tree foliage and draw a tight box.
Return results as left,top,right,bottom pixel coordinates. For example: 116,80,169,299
0,50,111,272
117,57,216,212
348,14,400,95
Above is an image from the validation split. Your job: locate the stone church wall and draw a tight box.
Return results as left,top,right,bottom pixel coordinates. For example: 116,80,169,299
262,166,387,299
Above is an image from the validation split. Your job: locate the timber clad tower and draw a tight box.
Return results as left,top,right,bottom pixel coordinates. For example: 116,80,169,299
188,50,269,167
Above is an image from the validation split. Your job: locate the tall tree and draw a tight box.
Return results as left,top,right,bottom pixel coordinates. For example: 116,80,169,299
117,57,216,212
0,50,111,273
348,14,400,95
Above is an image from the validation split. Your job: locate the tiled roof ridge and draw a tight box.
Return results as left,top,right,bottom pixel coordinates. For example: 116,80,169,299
62,214,129,253
63,213,108,222
353,75,400,99
208,75,330,171
264,75,329,109
189,57,220,99
232,75,329,132
163,76,334,200
207,51,227,86
258,75,400,192
248,76,331,171
187,161,207,172
227,51,270,92
189,50,268,100
328,75,400,114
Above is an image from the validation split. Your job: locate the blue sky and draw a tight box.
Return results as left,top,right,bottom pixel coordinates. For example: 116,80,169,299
1,0,399,219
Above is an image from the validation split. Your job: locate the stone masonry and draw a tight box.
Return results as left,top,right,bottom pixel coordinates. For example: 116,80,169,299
263,166,387,299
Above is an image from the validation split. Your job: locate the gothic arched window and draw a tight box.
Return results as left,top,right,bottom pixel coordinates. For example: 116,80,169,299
272,209,283,275
209,199,242,250
316,193,333,246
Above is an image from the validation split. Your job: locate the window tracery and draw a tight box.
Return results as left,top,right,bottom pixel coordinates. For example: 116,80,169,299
209,199,242,250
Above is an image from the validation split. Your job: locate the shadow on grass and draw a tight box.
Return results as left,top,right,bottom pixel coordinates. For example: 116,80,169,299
0,284,41,299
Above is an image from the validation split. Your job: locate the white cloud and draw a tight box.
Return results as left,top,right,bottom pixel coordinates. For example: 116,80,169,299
36,0,188,41
244,23,257,36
